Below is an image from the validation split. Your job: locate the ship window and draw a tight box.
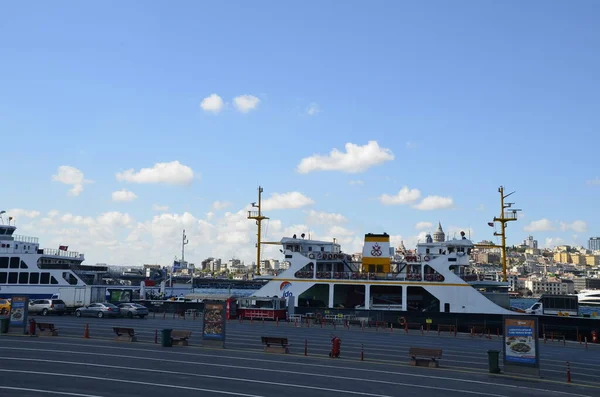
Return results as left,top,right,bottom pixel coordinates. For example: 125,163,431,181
40,272,50,284
18,272,28,284
444,303,450,313
0,272,6,283
426,248,430,254
308,246,312,251
15,244,18,249
29,273,39,284
0,257,7,268
9,258,19,269
8,272,18,284
50,276,58,284
20,260,28,269
321,247,324,252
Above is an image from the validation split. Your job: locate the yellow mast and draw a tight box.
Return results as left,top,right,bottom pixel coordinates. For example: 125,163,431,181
247,186,269,276
492,186,520,282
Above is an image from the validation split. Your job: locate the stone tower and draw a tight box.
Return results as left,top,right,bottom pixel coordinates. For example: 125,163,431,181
433,222,445,242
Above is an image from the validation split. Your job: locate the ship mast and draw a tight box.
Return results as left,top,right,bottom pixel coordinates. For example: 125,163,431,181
247,186,269,276
493,186,520,282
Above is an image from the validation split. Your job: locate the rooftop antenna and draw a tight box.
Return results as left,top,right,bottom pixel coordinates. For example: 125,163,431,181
0,210,5,225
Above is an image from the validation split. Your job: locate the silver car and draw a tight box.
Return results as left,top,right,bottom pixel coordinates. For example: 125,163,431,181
75,302,120,318
117,303,149,319
28,299,66,316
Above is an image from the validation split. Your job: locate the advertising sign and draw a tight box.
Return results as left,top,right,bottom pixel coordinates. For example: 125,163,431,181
202,302,226,345
9,295,29,332
503,316,540,376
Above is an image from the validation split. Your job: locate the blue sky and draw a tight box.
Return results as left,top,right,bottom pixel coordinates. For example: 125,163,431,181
1,1,599,266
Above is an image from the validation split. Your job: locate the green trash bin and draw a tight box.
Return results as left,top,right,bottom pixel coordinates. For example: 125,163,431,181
0,317,9,334
161,329,173,347
487,350,501,373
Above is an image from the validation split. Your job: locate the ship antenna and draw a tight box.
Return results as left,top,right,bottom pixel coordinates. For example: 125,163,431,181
493,186,520,282
247,186,269,276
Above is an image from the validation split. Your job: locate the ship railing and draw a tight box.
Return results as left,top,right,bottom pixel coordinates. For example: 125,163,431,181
42,248,85,259
460,274,486,282
13,235,39,244
293,270,455,282
294,271,409,281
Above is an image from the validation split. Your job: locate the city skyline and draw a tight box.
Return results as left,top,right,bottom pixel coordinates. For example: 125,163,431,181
2,2,599,266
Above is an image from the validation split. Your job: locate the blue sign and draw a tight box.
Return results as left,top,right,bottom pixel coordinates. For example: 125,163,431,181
9,296,29,332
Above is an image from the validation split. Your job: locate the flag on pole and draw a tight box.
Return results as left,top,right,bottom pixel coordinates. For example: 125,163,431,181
59,245,68,251
487,222,494,227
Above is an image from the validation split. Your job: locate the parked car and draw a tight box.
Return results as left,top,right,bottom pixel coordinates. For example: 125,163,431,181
0,298,10,315
75,302,120,318
28,299,66,316
118,303,149,319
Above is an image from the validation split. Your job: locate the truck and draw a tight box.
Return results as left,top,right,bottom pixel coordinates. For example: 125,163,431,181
51,286,107,313
525,294,579,316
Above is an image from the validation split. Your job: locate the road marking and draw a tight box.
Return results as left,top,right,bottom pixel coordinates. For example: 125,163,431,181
0,386,105,396
0,357,512,397
0,369,266,397
2,347,596,396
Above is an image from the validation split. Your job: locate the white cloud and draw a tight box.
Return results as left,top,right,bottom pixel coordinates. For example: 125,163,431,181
586,177,600,186
305,210,347,225
328,225,354,237
348,180,364,185
413,196,454,211
6,209,41,219
379,186,421,205
211,201,232,210
152,204,169,212
200,94,224,113
262,192,315,211
233,95,260,113
307,103,320,116
296,141,394,174
116,161,195,185
544,237,564,248
415,221,433,230
523,218,556,232
560,220,587,233
52,165,93,196
112,189,137,202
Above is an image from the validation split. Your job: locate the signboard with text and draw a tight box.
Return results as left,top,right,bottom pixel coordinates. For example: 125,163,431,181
503,316,540,376
202,302,226,346
9,295,29,333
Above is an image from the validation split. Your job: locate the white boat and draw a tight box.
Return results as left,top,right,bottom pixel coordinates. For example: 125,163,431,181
0,216,106,299
253,229,515,315
577,289,600,306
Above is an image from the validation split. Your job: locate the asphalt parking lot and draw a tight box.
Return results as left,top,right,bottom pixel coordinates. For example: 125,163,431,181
0,314,599,397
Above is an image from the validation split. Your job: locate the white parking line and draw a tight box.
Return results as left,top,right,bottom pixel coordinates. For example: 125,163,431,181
1,347,595,397
0,386,105,396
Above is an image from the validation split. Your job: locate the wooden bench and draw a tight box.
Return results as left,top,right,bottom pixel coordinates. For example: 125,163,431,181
409,347,443,368
113,327,136,342
36,322,58,336
171,329,192,346
261,336,289,354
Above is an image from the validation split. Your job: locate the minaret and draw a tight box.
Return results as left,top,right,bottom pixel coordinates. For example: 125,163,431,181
433,221,445,242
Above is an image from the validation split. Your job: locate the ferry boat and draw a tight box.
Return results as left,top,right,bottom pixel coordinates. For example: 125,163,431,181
577,289,600,307
0,215,108,299
247,186,521,316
